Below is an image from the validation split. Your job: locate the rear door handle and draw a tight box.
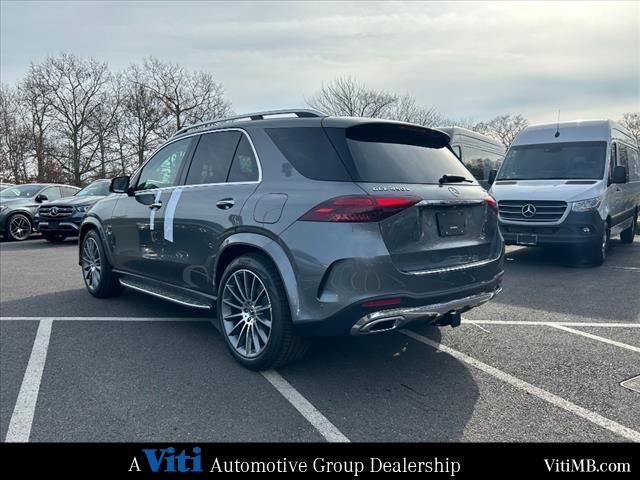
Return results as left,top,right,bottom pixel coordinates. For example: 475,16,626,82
149,202,162,210
216,198,235,210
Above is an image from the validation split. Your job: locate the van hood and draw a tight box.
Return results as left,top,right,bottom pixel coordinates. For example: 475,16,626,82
490,180,605,202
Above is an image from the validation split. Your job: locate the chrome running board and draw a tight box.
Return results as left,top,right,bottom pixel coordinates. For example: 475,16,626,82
119,278,212,310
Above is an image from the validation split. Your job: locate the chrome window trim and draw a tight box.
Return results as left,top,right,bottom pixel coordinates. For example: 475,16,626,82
132,127,262,196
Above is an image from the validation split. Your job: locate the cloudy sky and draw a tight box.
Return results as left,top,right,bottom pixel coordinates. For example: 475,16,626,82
1,1,638,123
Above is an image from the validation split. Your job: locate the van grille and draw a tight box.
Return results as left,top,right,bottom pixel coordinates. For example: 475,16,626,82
498,200,567,223
38,206,74,218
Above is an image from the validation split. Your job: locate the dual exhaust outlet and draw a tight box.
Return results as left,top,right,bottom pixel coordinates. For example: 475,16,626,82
350,288,501,336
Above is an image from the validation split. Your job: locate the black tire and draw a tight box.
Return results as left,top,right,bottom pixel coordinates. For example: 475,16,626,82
586,223,609,266
620,211,637,244
6,213,32,241
216,253,309,370
80,230,123,298
42,232,67,243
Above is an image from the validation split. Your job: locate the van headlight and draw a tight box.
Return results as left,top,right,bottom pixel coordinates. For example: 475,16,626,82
571,196,602,212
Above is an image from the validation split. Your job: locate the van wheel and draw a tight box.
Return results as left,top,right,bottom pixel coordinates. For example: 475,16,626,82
620,211,637,244
586,225,609,266
81,230,123,298
217,253,309,370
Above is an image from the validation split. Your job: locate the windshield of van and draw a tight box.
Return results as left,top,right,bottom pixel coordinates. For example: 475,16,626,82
497,141,606,180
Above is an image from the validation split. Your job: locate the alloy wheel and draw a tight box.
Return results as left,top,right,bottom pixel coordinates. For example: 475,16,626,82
9,215,31,241
221,269,272,358
81,237,102,291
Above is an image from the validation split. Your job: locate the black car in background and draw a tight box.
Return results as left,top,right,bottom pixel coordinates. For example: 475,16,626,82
0,184,80,241
36,179,111,242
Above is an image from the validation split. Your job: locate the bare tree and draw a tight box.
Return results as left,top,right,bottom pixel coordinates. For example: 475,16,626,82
121,64,167,166
619,112,640,145
387,94,444,127
0,84,32,183
20,63,54,182
88,77,124,179
41,53,111,185
142,57,232,134
306,77,398,118
474,114,528,149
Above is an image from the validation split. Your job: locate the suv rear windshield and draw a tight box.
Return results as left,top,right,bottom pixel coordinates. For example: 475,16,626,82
498,141,607,180
328,123,473,184
267,123,473,184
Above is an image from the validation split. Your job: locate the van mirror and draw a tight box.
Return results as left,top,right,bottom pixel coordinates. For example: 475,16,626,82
488,169,498,185
110,175,131,194
612,165,627,184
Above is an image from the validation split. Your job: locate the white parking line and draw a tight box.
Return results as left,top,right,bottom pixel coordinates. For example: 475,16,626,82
401,329,640,442
5,319,53,442
462,319,640,328
548,324,640,353
261,370,350,443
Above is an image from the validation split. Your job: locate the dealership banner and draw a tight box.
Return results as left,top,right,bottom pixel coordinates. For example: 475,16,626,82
1,443,635,476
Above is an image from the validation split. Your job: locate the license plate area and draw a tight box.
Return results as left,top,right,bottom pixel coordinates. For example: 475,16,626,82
48,221,59,229
516,233,537,245
436,211,466,237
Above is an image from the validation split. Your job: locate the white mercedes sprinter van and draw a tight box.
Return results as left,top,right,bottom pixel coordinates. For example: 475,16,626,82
489,120,639,265
438,126,505,189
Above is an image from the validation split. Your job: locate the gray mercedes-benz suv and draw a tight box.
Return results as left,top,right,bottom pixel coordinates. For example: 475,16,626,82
79,110,504,369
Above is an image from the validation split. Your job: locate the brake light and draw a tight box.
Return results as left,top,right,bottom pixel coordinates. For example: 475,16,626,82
484,195,498,212
300,195,421,222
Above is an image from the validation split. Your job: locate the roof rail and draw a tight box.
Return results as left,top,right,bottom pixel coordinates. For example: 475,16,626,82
173,109,326,137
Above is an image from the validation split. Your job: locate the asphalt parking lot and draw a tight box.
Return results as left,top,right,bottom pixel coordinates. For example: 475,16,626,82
1,235,639,442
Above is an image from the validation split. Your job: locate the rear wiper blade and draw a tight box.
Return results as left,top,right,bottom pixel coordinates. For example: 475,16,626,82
438,174,473,185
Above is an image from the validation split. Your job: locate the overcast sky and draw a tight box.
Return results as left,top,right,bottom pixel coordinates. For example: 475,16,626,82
1,1,638,124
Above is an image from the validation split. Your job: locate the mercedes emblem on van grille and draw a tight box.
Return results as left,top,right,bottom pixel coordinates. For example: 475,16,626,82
448,186,460,197
521,204,536,217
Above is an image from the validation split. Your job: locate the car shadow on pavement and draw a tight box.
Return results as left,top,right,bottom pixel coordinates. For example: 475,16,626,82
279,325,479,442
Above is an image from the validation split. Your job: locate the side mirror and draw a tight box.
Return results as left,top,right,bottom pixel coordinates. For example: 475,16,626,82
35,194,48,203
612,165,627,184
110,176,131,194
488,169,498,185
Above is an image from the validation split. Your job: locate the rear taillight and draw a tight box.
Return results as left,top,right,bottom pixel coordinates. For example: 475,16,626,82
300,195,421,222
484,195,498,212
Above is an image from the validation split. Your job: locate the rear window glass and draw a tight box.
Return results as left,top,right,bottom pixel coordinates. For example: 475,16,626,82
266,127,351,181
330,124,474,184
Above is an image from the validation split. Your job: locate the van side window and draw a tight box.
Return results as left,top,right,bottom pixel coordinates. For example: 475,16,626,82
617,143,629,169
185,131,242,185
461,146,502,182
609,143,617,180
628,147,640,181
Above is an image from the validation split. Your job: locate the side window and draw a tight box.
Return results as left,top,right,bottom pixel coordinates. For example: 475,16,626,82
617,143,629,182
628,147,640,181
609,143,617,179
137,138,192,191
185,131,241,185
228,135,259,182
63,187,78,197
41,186,62,201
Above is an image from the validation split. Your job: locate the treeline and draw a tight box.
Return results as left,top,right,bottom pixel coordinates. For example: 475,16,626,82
1,55,638,186
1,54,232,185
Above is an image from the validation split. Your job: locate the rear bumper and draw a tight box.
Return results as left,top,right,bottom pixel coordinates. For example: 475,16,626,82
500,210,604,246
295,270,503,337
351,286,501,336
